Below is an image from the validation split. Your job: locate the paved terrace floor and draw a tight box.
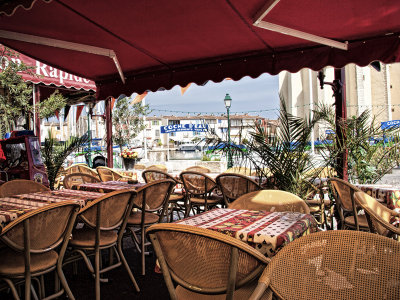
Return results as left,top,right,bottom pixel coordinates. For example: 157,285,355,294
0,238,170,299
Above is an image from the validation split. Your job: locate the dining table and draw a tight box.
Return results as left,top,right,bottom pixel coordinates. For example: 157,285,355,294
355,183,400,210
176,208,318,257
77,181,146,193
0,189,103,227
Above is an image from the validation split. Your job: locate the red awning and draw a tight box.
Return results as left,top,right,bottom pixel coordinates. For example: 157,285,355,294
1,45,96,91
0,0,399,99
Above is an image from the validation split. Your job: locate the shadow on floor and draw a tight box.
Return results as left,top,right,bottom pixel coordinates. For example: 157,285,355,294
0,238,170,300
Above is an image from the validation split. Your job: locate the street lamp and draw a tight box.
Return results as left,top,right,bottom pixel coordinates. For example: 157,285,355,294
224,93,233,169
85,102,94,167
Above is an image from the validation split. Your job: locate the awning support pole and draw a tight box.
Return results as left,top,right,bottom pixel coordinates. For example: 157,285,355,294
33,85,41,143
334,68,348,181
105,97,113,168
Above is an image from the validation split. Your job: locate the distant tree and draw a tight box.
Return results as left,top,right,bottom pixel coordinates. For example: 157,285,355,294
0,47,67,136
112,97,151,151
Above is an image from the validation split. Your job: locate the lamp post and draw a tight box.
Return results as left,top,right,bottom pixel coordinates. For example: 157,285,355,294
224,93,233,169
85,103,94,168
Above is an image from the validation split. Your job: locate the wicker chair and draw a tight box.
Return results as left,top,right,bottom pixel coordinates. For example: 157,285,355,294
76,164,99,178
180,171,222,217
216,173,261,206
96,166,131,182
142,170,186,221
228,190,310,214
184,165,211,173
65,163,88,174
133,164,146,170
146,164,168,173
354,191,400,239
305,183,332,229
63,172,100,190
224,166,254,176
147,223,271,300
327,178,369,231
125,180,175,275
67,190,140,300
0,202,80,300
250,230,400,300
0,179,49,197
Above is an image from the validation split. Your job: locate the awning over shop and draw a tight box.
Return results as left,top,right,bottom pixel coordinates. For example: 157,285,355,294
0,0,399,100
1,45,96,91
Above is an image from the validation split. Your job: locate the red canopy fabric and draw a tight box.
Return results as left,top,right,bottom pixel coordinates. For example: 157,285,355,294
0,0,399,99
0,45,96,91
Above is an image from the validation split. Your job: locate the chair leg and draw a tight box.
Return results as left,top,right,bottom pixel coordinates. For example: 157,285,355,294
57,261,76,300
94,248,101,300
3,279,20,300
117,241,140,292
141,225,146,276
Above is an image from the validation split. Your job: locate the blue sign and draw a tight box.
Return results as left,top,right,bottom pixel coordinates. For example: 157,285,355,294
160,124,208,133
381,120,400,130
325,129,335,134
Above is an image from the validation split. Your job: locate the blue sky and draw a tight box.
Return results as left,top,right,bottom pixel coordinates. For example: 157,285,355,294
144,73,280,119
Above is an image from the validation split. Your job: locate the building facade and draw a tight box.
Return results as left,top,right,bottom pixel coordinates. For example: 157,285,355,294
279,62,400,140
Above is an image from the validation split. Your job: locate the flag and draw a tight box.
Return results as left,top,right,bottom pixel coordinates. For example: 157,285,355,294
111,97,116,110
64,105,71,119
76,105,84,122
181,83,191,95
131,92,148,104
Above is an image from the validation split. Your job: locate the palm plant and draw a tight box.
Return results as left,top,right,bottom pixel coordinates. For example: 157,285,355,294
42,132,89,190
207,97,336,199
316,105,400,184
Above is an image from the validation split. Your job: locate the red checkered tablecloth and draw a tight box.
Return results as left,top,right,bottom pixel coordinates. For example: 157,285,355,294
355,184,400,210
177,208,318,257
78,181,145,193
0,189,103,227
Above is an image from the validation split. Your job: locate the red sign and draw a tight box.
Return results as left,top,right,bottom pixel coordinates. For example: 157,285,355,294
1,45,96,91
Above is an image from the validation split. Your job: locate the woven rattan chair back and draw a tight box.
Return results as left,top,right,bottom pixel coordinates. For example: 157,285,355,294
327,177,364,230
328,178,361,212
146,164,168,173
78,189,136,230
224,166,253,176
216,173,261,206
0,179,49,197
0,202,80,299
147,223,270,299
229,190,310,214
354,191,400,238
134,179,175,214
65,163,88,174
254,230,400,300
96,166,125,182
180,171,216,196
184,166,211,173
142,169,177,184
63,172,100,189
77,164,99,178
134,164,147,170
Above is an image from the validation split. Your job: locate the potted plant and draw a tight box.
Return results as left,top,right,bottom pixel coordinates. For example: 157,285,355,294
121,148,138,170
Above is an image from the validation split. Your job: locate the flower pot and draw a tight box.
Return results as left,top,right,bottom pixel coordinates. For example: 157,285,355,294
123,158,136,170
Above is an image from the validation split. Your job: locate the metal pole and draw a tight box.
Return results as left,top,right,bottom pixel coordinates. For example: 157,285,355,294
105,98,113,168
227,107,233,168
87,106,92,167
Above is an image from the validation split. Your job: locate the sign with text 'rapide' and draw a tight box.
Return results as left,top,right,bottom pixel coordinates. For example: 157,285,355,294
0,45,96,91
160,124,208,133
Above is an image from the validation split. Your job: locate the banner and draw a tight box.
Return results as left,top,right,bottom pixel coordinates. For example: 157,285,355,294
76,105,84,122
181,83,191,95
131,91,148,104
0,45,96,91
381,120,400,130
160,123,208,134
